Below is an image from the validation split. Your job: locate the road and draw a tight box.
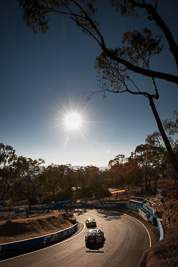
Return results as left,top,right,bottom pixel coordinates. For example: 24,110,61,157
0,209,154,267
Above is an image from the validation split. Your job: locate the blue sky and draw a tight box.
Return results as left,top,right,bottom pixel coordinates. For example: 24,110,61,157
1,0,178,167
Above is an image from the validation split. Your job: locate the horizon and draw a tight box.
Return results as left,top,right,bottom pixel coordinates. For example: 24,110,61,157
1,1,178,168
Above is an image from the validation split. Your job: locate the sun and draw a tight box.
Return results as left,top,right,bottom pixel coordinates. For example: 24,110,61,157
64,112,82,130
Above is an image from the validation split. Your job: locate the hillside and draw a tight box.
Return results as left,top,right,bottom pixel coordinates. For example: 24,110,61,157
0,211,73,244
141,200,178,267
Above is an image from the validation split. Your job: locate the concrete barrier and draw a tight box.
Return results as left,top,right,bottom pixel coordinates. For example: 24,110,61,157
127,200,164,240
30,201,164,240
0,200,164,258
0,221,77,258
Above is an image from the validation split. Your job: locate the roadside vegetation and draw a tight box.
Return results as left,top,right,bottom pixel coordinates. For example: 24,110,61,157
1,2,177,265
17,0,178,179
0,112,177,209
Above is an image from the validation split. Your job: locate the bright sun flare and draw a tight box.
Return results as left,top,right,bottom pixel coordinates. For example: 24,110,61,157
64,112,82,130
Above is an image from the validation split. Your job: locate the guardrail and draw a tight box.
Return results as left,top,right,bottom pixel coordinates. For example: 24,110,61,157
127,200,164,241
0,200,164,258
50,201,163,240
31,201,164,240
0,221,77,259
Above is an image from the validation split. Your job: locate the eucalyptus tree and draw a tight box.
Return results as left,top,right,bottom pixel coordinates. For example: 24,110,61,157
40,164,74,202
0,167,14,201
17,0,178,176
100,168,114,188
0,143,17,200
108,154,128,188
61,165,75,199
13,156,45,208
44,164,63,196
74,167,87,199
0,143,17,166
108,153,141,188
134,143,165,191
146,111,178,183
108,154,126,167
124,155,141,187
83,165,100,198
95,27,178,178
146,111,178,148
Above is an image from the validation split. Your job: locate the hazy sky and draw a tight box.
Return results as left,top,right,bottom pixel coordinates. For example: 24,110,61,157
1,0,178,168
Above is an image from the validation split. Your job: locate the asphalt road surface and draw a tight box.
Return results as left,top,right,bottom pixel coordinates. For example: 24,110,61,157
0,209,156,267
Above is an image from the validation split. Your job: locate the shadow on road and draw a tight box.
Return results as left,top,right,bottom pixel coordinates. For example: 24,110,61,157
74,209,88,216
86,249,104,253
85,242,105,253
96,209,123,221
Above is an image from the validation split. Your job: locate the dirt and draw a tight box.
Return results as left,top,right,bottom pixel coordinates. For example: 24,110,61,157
0,211,73,244
0,199,177,266
141,200,178,267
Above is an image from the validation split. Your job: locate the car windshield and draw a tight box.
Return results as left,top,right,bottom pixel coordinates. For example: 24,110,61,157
89,229,98,233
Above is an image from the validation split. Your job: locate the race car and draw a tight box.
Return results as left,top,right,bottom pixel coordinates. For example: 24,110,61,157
85,218,97,228
85,229,105,247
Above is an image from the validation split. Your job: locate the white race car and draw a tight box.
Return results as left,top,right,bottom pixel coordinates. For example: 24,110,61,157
85,229,105,247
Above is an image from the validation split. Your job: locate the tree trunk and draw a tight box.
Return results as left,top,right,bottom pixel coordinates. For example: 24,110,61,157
144,173,148,192
154,176,158,191
1,182,10,200
149,97,178,180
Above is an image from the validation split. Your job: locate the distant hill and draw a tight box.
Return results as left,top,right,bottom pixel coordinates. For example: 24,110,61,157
71,166,108,171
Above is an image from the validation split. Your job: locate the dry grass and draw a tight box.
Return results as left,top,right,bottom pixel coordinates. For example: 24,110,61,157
0,211,73,244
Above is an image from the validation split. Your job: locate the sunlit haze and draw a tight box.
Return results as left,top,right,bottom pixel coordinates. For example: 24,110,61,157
0,1,178,168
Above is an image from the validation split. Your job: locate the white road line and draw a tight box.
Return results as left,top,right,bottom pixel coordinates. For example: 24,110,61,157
54,220,86,245
0,221,86,262
124,213,152,248
1,213,151,263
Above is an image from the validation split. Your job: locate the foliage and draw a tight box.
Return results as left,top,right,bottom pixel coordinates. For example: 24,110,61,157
17,0,178,83
17,0,178,177
0,143,17,166
146,111,178,147
146,111,178,180
0,144,17,200
108,154,141,188
94,27,163,99
0,113,177,202
12,156,45,207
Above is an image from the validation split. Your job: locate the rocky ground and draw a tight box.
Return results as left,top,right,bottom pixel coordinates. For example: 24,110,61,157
141,200,178,267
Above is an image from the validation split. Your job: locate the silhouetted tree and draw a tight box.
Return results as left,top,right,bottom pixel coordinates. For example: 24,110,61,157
146,111,178,184
13,156,45,208
17,0,178,176
0,143,17,200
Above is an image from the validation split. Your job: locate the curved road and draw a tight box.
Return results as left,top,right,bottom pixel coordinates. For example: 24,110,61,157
1,209,154,267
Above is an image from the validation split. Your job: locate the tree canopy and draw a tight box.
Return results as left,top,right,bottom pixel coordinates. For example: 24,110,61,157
0,112,177,205
17,0,178,177
17,0,178,83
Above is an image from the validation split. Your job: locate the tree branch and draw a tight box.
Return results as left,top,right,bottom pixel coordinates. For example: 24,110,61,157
129,0,178,68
